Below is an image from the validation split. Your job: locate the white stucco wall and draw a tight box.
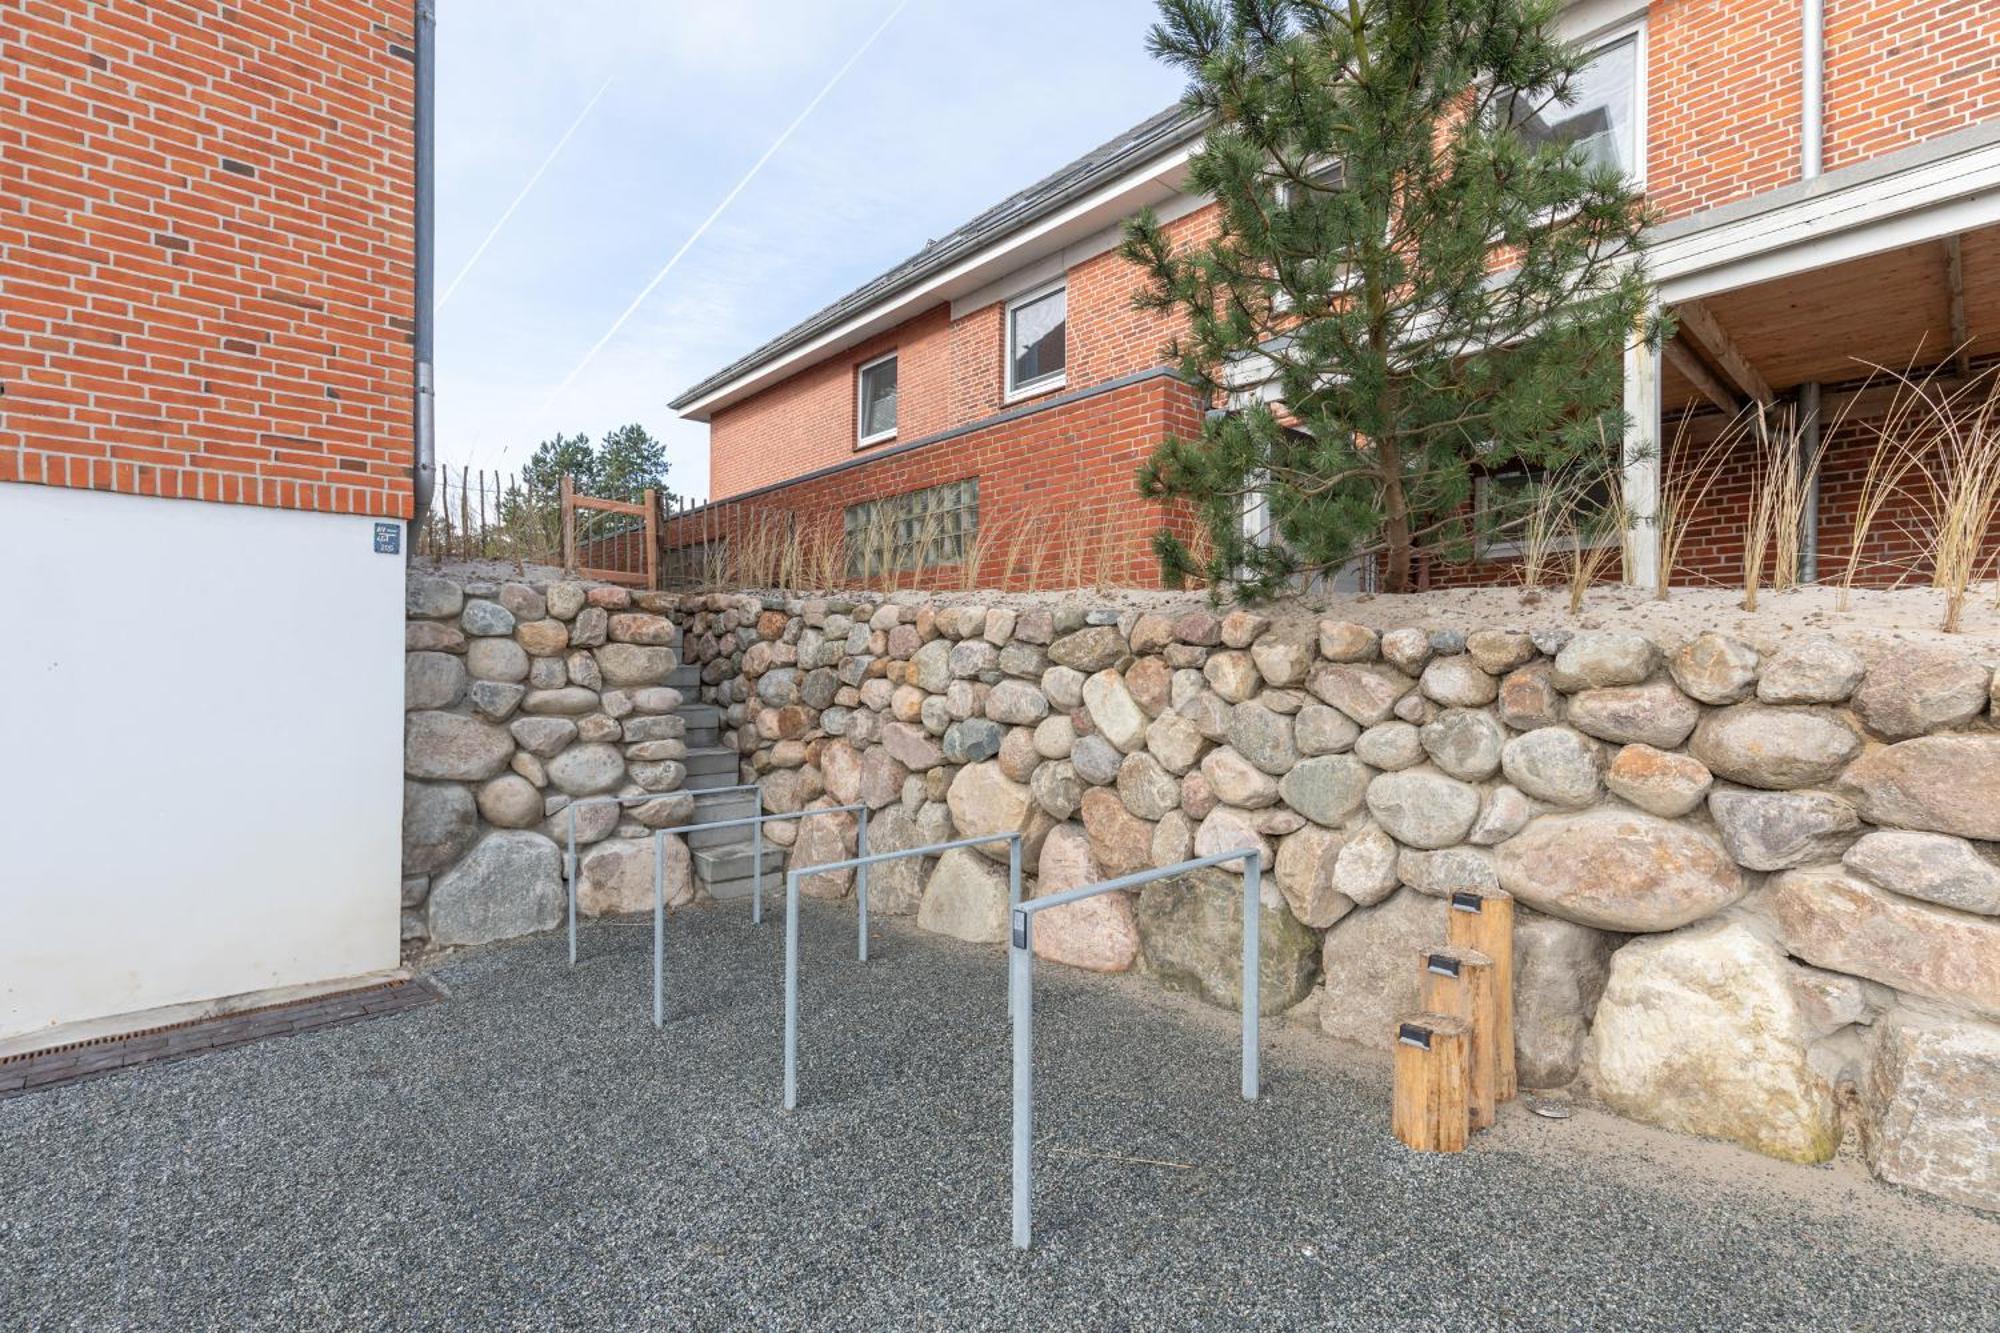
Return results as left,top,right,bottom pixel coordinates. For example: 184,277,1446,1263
0,485,405,1043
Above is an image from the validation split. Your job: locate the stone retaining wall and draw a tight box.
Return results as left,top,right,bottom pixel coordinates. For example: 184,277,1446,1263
402,573,691,948
669,590,2000,1213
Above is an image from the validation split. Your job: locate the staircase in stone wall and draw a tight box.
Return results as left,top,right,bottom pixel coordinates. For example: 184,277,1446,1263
669,661,785,902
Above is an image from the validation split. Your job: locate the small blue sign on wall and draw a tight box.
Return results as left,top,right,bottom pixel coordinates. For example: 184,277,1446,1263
374,522,402,555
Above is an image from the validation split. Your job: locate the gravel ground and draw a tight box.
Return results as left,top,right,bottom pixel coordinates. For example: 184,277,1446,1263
4,904,1996,1331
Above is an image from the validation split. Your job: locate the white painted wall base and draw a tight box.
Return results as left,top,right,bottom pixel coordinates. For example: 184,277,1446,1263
0,485,405,1046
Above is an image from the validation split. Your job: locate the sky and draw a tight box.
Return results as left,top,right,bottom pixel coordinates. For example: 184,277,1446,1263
433,0,1188,501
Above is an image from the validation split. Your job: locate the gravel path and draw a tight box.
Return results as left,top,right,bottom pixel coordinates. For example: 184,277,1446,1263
4,904,1996,1331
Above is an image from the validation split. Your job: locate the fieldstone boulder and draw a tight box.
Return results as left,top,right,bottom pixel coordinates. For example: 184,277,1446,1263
1851,647,1991,740
476,774,542,829
1863,1013,2000,1212
1306,662,1413,726
985,679,1048,726
1250,636,1311,687
1029,760,1083,821
1467,786,1533,846
1317,620,1378,662
1497,809,1742,931
428,831,562,947
1227,700,1298,775
1031,823,1139,972
1277,755,1371,827
1757,638,1865,704
1116,752,1180,821
908,639,952,692
595,643,675,688
946,761,1033,859
1843,735,2000,840
1497,662,1564,731
1565,682,1701,749
577,835,691,916
514,619,570,658
522,686,598,716
1136,868,1319,1015
1070,734,1123,786
1380,627,1432,674
1364,770,1480,849
1048,626,1126,673
406,652,467,709
1192,806,1273,870
820,740,863,804
1843,831,2000,915
917,847,1011,943
858,747,907,810
860,807,932,915
1551,631,1657,691
1354,720,1423,770
1145,711,1208,774
1708,789,1859,871
1419,656,1497,708
1317,889,1450,1047
1668,632,1759,705
1295,704,1359,756
1512,910,1616,1088
1083,669,1148,753
1333,824,1401,906
405,710,514,781
1590,919,1839,1163
406,575,463,619
1200,746,1280,809
1152,809,1195,867
545,742,625,797
1466,630,1536,674
942,718,1003,764
403,781,477,874
1768,870,2000,1021
1081,786,1155,876
792,803,857,899
1419,709,1506,781
1500,726,1603,807
1274,824,1353,928
1689,705,1861,790
880,720,944,771
1604,744,1712,817
1202,650,1262,703
460,599,515,637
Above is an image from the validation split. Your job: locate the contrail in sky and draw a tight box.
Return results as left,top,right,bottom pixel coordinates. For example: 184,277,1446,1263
439,77,615,310
536,0,916,417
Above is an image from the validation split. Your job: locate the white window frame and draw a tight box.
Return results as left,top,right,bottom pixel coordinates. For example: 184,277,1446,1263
1472,468,1623,562
1003,277,1068,402
856,350,899,447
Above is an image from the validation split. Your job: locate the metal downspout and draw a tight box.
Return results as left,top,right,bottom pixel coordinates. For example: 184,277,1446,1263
411,0,437,528
1798,2,1823,579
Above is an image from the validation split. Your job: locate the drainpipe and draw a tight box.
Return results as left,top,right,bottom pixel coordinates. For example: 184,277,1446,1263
1801,0,1824,180
411,0,438,529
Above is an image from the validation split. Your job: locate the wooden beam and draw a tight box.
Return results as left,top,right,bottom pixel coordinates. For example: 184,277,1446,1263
1664,335,1740,414
1945,235,1971,380
1676,300,1776,406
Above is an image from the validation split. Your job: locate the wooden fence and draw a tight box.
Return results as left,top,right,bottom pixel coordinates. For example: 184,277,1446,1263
561,474,659,588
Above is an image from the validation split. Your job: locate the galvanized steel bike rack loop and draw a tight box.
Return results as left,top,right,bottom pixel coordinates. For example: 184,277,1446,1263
1008,847,1265,1250
647,802,869,1029
782,831,1024,1113
566,784,762,965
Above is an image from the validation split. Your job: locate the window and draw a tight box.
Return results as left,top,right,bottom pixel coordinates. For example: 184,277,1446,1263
1506,34,1639,177
1274,160,1355,308
1006,282,1066,398
857,352,898,445
1474,468,1621,561
844,478,979,578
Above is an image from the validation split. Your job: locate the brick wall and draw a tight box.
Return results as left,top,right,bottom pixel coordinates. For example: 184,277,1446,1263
705,208,1213,500
1647,0,2000,222
677,374,1205,591
0,0,417,518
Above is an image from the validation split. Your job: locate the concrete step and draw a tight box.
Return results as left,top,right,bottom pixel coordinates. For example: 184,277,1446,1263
679,702,723,726
692,841,787,883
687,791,757,846
667,664,701,691
684,746,737,775
705,876,767,903
684,767,744,792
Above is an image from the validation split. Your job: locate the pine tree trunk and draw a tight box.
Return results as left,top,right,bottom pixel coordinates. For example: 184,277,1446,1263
1378,438,1412,594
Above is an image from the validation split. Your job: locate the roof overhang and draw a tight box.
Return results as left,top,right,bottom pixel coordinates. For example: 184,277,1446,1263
672,140,1203,422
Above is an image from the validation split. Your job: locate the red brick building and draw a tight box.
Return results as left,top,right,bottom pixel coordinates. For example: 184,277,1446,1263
669,1,2000,592
1,0,423,1047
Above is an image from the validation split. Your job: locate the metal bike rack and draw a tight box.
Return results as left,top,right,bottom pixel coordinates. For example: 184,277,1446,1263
646,802,869,1028
565,784,762,964
780,831,1024,1112
1008,847,1265,1250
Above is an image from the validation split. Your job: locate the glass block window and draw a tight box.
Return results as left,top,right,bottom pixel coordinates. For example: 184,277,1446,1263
844,478,979,578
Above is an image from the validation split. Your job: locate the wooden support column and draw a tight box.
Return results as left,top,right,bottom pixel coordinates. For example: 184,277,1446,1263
1677,300,1775,406
1446,887,1516,1102
1946,236,1971,379
1392,1014,1469,1153
1418,947,1498,1131
1622,320,1661,591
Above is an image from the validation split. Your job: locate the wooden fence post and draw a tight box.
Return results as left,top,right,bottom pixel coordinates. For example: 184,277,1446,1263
642,487,659,590
560,472,576,574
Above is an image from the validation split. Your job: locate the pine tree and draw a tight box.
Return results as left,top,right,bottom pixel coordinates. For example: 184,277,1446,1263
1122,0,1655,597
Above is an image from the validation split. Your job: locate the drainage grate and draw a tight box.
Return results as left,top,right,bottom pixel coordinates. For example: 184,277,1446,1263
0,977,443,1098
